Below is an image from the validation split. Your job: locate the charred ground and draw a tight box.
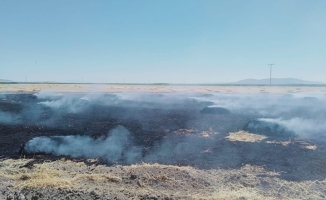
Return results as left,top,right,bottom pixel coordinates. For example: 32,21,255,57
1,93,326,183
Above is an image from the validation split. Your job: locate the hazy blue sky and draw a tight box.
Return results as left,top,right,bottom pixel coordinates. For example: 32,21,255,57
1,0,325,83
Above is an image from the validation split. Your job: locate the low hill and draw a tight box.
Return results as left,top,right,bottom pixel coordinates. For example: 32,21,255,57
234,78,324,85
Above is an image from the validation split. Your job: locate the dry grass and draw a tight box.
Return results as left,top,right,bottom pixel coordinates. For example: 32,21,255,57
266,139,318,150
226,131,267,142
226,131,318,151
1,159,326,199
0,159,120,190
200,127,219,138
209,188,273,200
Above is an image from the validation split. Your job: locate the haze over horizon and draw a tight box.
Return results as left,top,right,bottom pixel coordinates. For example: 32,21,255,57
1,1,325,83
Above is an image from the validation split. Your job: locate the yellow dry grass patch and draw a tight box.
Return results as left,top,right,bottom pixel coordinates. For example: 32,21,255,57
297,140,318,150
266,140,318,150
209,188,273,200
226,131,267,142
1,159,326,199
200,127,219,138
15,166,72,189
0,159,120,189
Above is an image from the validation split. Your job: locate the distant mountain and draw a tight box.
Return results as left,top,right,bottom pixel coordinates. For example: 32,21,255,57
0,79,13,82
233,78,324,85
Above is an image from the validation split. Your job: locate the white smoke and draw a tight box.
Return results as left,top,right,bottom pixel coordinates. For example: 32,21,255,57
189,92,326,139
0,111,19,124
37,94,89,113
259,118,326,138
24,126,142,163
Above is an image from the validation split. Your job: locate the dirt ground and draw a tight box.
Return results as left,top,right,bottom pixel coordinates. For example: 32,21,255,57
1,85,326,199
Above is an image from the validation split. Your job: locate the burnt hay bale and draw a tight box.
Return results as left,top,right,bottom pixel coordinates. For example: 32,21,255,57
200,107,231,115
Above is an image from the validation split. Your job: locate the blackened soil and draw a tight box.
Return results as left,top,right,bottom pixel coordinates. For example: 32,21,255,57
1,93,326,181
0,94,246,159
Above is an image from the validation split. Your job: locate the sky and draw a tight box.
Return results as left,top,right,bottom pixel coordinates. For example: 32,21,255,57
0,0,325,83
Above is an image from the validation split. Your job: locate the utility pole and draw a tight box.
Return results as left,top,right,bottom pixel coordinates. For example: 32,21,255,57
268,64,274,85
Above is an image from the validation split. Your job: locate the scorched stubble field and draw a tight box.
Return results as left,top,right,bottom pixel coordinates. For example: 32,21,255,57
1,85,326,199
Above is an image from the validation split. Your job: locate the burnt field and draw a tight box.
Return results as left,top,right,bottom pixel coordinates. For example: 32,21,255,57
1,91,326,182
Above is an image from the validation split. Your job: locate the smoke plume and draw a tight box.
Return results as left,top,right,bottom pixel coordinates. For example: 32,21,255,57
24,126,142,164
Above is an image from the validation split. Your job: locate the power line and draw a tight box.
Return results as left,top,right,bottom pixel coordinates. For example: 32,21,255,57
268,64,274,85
